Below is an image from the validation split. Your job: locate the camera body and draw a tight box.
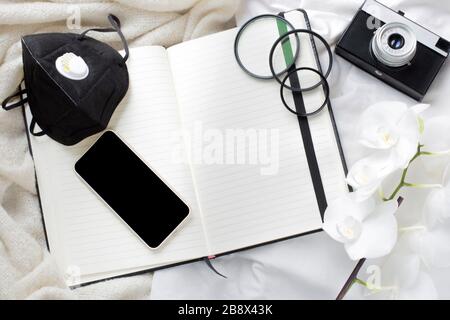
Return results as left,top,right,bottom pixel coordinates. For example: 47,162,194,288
336,0,449,101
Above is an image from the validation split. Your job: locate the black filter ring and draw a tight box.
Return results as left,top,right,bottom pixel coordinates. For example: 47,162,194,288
234,14,301,80
280,67,330,117
269,28,333,92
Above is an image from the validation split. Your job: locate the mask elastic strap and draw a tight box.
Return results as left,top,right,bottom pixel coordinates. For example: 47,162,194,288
2,87,28,111
29,118,46,136
78,14,129,63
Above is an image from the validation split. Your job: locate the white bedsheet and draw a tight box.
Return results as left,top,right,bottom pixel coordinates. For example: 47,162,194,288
150,0,450,299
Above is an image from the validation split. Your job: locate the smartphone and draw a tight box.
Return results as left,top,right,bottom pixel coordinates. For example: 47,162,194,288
74,131,190,250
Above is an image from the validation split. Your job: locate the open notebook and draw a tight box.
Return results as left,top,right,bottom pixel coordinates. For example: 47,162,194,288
24,10,348,286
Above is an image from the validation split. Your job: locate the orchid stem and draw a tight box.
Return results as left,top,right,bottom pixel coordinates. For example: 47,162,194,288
399,225,426,233
383,144,429,201
354,278,368,287
419,150,450,156
403,182,442,189
336,258,366,300
384,167,408,201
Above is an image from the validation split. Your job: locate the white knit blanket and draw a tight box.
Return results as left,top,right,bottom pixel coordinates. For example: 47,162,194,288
0,0,240,299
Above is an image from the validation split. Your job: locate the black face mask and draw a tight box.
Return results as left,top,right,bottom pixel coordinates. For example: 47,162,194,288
2,14,129,146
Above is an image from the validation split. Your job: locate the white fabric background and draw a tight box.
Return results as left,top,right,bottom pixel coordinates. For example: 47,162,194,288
150,0,450,299
1,0,449,300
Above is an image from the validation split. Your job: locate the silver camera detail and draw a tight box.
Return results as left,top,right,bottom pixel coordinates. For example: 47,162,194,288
371,22,417,67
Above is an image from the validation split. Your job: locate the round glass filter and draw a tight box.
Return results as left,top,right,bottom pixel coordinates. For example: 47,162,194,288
280,67,330,117
234,14,300,79
269,29,333,92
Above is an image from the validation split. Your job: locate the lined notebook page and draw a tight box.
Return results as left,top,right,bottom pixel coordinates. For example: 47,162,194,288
28,46,208,285
168,29,325,255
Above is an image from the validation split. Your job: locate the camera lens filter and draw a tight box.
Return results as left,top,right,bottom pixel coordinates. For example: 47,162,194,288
234,14,333,117
234,14,300,79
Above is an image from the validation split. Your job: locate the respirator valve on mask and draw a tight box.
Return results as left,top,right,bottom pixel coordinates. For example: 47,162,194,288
55,52,89,80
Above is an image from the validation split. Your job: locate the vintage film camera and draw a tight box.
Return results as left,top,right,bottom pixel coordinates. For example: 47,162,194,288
336,0,450,101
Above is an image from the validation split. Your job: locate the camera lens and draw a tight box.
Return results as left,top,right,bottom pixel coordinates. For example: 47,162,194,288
388,33,405,50
371,22,417,67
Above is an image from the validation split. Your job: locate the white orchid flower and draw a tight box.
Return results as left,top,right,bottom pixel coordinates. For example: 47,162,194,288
390,221,450,271
389,167,450,270
366,249,438,300
357,101,428,169
346,151,398,201
415,225,450,269
420,116,450,176
399,165,450,269
323,194,398,260
422,164,450,229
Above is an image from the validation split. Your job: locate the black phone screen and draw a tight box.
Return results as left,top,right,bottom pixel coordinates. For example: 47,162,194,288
74,131,189,249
